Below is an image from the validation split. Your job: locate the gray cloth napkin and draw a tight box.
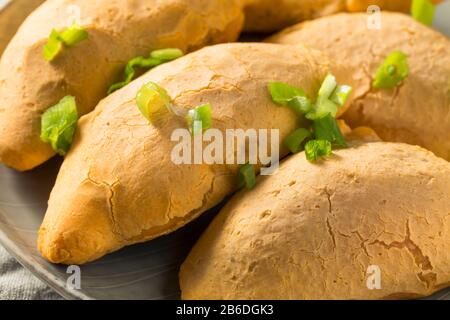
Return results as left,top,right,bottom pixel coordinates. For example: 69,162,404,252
0,246,61,300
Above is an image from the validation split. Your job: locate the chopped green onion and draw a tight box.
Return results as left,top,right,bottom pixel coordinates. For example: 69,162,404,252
317,74,337,104
150,48,184,61
411,0,436,26
284,128,312,154
305,140,332,162
40,96,79,156
268,77,352,121
42,25,88,61
313,113,347,148
186,104,212,135
238,164,256,190
135,82,172,123
59,24,88,47
268,82,306,106
287,96,314,115
268,81,315,116
330,85,352,107
43,29,63,61
306,99,339,120
108,48,184,94
306,75,352,120
373,51,409,89
108,56,161,94
128,57,162,70
267,75,350,163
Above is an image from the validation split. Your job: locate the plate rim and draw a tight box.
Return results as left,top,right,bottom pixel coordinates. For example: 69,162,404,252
0,223,90,300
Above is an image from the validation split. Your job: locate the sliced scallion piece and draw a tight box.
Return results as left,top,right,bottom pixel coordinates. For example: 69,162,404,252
284,128,312,154
330,85,353,107
317,74,337,104
40,96,79,156
287,96,314,115
238,164,256,190
43,25,88,61
306,99,339,120
186,104,212,135
43,29,63,61
313,114,347,148
373,51,409,89
306,75,351,120
305,140,332,162
268,82,306,106
59,24,88,47
135,82,172,123
150,48,184,61
108,57,161,94
411,0,436,26
268,81,315,116
108,48,184,94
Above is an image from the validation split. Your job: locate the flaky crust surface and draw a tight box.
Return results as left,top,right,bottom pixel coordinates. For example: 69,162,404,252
38,43,333,264
0,0,243,171
268,12,450,161
180,142,450,300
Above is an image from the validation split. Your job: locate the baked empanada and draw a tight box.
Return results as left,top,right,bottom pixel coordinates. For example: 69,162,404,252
268,12,450,160
38,43,335,264
0,0,243,171
181,142,450,299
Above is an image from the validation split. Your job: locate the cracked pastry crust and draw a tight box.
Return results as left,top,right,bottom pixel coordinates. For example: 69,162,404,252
0,0,243,171
38,42,334,265
267,12,450,161
180,142,450,300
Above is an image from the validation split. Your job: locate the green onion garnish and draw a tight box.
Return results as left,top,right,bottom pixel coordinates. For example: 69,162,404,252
307,74,351,120
108,57,161,94
43,29,64,62
313,114,347,148
43,25,88,61
268,82,306,106
317,74,337,104
135,82,172,123
373,51,409,89
40,96,79,156
267,75,352,162
186,104,213,135
268,82,314,115
287,96,314,115
284,128,312,154
268,76,351,120
108,48,184,94
238,164,256,190
58,24,88,47
306,99,339,120
305,140,332,162
411,0,436,26
330,85,353,107
150,48,184,61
